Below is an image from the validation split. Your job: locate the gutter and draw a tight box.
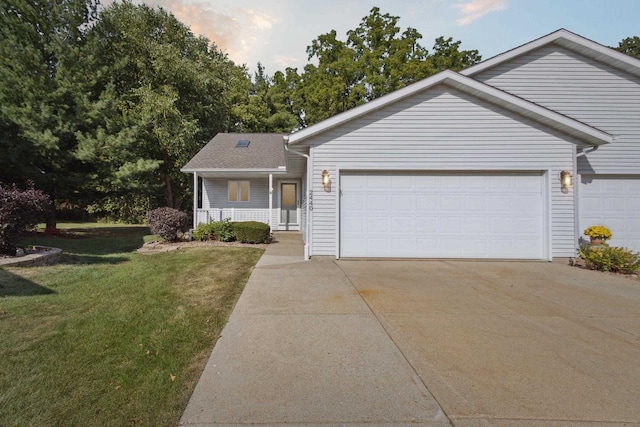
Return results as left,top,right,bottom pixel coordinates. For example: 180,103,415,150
284,135,311,260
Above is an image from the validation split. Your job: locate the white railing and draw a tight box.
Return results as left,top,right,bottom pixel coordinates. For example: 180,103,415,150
196,208,270,226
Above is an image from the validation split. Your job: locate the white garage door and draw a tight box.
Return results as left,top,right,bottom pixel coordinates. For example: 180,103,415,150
579,175,640,252
340,172,545,259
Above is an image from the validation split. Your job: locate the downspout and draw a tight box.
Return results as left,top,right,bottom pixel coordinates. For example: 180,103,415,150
284,135,311,260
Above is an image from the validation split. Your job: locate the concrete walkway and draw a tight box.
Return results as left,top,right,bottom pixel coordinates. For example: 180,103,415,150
180,232,450,426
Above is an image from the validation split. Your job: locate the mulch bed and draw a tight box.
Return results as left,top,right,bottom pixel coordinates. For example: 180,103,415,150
137,240,268,255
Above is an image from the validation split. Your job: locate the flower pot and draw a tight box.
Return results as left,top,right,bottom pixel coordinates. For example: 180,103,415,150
590,237,603,246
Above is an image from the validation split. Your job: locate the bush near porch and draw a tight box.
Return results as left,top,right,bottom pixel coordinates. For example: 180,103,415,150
193,220,270,244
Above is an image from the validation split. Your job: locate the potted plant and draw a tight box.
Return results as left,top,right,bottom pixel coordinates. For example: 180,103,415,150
583,225,612,246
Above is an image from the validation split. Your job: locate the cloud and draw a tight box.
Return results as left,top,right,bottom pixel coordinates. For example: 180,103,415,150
102,0,278,67
249,10,276,30
455,0,507,26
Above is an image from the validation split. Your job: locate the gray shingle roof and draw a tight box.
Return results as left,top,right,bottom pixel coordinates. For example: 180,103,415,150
182,133,286,170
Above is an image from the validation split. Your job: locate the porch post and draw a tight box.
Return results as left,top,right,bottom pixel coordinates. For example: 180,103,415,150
193,172,198,228
268,173,273,231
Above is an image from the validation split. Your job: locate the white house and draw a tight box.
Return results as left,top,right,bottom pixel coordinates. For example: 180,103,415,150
182,29,640,260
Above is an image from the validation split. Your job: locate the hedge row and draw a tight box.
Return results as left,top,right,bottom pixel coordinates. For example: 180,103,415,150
193,220,270,244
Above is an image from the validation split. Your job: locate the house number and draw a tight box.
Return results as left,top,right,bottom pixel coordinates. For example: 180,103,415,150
308,190,313,211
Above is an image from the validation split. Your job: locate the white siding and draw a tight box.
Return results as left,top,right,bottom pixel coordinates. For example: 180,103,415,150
305,85,578,258
203,178,269,209
474,44,640,174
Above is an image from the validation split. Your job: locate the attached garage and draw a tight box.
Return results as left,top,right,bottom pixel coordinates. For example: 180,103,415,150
340,171,546,259
579,175,640,252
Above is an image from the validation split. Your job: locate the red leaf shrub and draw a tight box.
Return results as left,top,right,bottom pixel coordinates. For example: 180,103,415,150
0,183,52,255
146,207,189,242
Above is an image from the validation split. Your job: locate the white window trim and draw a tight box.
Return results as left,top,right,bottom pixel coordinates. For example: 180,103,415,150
228,180,250,203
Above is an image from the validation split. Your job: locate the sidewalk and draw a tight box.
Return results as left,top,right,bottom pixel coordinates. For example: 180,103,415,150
179,232,449,426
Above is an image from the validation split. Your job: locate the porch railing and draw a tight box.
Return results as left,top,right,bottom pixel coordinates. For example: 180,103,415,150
196,208,270,226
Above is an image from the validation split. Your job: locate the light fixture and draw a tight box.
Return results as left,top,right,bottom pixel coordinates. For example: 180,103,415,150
322,170,330,190
560,170,572,193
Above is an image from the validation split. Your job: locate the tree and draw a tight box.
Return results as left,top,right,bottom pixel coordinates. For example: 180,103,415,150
0,0,99,229
230,63,301,132
615,36,640,59
295,7,481,126
76,1,235,220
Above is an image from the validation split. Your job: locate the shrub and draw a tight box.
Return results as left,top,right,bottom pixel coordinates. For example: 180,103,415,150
578,244,640,274
232,221,270,243
214,218,236,242
583,225,612,241
0,183,52,255
146,207,189,242
193,219,235,242
193,222,217,241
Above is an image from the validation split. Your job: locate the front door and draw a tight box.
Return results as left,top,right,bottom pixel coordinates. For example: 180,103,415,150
280,183,297,227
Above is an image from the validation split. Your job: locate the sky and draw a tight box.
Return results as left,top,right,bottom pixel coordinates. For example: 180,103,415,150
103,0,640,74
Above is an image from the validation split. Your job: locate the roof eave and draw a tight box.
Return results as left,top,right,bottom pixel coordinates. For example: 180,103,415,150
180,167,288,173
288,69,612,147
461,28,640,78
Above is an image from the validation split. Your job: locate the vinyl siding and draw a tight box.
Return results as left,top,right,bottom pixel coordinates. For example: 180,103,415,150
304,84,578,258
473,44,640,174
203,178,269,209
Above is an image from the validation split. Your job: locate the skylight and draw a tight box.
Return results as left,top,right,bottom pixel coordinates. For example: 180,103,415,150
236,139,250,148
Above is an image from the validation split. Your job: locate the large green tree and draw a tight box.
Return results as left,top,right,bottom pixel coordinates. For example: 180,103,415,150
293,7,481,126
230,63,301,132
0,0,99,227
76,1,236,220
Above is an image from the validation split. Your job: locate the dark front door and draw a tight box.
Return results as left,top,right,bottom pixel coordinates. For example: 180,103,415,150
280,183,297,227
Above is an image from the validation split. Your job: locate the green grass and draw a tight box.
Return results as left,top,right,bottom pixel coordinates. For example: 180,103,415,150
0,223,263,426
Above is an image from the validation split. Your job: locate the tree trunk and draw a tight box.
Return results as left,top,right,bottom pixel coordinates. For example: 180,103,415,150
45,191,59,234
163,172,174,208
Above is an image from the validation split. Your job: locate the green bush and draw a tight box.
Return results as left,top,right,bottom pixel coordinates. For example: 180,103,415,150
578,244,640,274
192,222,217,241
193,219,235,242
231,221,270,243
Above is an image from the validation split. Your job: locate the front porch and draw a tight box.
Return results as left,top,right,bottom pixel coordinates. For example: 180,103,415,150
193,175,306,232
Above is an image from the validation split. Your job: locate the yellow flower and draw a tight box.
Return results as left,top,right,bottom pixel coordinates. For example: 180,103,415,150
583,225,612,240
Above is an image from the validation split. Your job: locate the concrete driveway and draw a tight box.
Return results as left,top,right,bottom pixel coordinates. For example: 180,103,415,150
181,234,640,426
338,259,640,426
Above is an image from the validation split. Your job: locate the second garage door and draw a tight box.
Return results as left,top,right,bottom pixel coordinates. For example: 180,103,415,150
579,175,640,252
340,172,545,259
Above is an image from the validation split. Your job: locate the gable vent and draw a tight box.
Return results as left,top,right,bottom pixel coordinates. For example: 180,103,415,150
236,139,250,148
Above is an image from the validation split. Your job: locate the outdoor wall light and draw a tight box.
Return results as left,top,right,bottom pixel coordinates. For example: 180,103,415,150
560,170,572,193
322,170,331,190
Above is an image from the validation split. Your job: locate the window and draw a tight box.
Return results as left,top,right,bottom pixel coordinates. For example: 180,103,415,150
228,180,250,202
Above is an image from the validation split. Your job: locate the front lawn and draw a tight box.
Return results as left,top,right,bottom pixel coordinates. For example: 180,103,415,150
0,223,263,426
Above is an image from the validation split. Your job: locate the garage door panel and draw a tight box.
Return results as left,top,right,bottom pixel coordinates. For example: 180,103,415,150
441,195,463,210
579,176,640,252
416,195,438,210
341,172,544,259
392,194,413,210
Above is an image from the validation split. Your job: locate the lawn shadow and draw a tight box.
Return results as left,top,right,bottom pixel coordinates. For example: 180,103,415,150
0,268,56,297
55,254,131,265
21,226,149,258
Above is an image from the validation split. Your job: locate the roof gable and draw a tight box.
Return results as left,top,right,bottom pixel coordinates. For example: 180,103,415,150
287,70,612,147
462,29,640,79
